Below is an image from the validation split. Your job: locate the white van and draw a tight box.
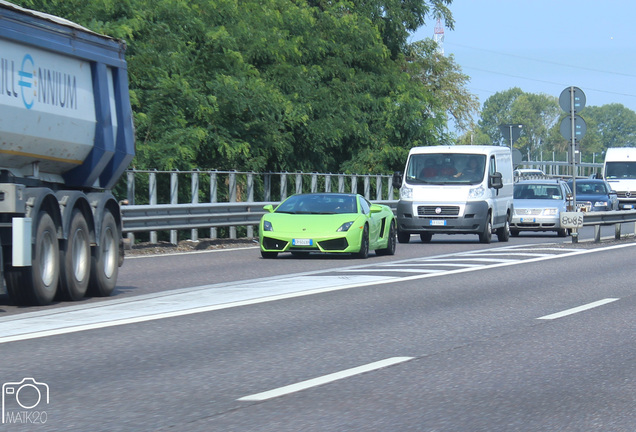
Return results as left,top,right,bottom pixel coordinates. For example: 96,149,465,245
392,145,514,243
602,147,636,209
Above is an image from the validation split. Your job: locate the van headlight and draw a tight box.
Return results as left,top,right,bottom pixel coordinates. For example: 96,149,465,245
468,185,485,199
400,186,413,200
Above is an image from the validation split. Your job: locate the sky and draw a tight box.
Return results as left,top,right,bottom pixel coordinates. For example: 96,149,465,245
410,0,636,118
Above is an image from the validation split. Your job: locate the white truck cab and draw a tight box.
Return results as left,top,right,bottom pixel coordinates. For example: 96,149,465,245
392,145,514,244
603,147,636,209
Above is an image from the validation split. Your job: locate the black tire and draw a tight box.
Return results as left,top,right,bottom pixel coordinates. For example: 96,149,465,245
419,233,433,243
557,228,568,237
261,251,278,259
376,220,397,256
496,217,510,242
478,213,492,244
510,229,520,237
355,224,370,259
88,211,119,297
59,209,91,300
5,211,59,306
397,229,410,244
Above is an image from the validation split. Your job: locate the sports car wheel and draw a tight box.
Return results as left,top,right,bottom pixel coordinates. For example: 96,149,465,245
376,220,396,256
261,251,278,259
355,225,369,259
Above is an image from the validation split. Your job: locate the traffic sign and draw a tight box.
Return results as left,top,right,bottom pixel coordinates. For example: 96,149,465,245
559,86,586,113
560,115,587,141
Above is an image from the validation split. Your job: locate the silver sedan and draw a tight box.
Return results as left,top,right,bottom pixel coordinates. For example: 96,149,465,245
511,180,572,237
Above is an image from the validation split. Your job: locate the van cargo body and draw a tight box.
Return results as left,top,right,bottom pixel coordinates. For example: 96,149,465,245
0,1,135,305
393,145,514,244
602,147,636,209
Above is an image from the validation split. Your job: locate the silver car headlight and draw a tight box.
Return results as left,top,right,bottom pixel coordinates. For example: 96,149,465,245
543,208,558,216
263,220,273,231
337,221,354,232
400,186,413,200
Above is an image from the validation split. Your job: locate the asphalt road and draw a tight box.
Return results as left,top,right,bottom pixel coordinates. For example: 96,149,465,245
0,226,634,431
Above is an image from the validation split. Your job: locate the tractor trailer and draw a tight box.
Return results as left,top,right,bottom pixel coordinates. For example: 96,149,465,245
0,1,134,305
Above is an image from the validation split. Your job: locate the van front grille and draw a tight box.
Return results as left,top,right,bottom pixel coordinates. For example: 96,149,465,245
417,206,460,216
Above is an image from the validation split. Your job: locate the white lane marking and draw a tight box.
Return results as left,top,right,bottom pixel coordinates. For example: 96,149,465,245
338,268,445,273
237,357,414,401
126,245,259,259
419,257,517,263
2,242,634,344
537,298,620,320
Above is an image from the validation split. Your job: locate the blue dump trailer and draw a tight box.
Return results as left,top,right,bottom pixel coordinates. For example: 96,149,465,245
0,1,135,305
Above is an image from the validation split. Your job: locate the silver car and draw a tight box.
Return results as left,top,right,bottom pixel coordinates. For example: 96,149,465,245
511,179,572,237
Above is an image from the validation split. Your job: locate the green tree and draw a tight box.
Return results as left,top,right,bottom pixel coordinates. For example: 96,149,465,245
581,104,636,156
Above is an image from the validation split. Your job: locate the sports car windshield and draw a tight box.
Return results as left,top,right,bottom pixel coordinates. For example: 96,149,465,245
275,194,358,215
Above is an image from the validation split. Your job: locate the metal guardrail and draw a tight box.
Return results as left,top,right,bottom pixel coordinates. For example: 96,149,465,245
121,200,398,234
121,201,636,244
581,209,636,242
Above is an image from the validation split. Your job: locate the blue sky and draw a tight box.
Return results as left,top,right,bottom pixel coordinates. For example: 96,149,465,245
410,0,636,116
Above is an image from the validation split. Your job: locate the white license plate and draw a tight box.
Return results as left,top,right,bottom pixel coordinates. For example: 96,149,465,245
520,217,536,223
292,238,313,246
429,220,446,226
623,204,634,209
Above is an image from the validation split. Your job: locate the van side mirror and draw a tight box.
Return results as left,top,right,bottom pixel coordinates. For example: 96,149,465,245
489,172,503,189
392,171,403,189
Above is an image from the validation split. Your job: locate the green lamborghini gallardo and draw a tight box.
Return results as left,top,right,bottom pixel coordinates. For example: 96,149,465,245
259,193,396,259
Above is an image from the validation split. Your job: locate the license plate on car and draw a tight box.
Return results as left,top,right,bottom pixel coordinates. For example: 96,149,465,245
429,220,446,226
520,217,536,223
292,238,313,246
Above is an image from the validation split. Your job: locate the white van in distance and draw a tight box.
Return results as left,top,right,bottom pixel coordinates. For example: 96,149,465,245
602,147,636,209
392,145,514,243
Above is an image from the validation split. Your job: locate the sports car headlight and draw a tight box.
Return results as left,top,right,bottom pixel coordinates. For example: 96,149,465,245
543,208,558,216
594,201,608,207
400,186,413,200
337,221,354,232
468,185,485,199
263,220,273,231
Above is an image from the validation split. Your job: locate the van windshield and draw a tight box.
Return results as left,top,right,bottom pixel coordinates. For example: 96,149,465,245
605,161,636,179
405,153,486,185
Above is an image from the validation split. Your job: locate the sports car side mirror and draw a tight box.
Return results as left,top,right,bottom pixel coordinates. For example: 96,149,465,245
370,204,383,213
263,204,274,213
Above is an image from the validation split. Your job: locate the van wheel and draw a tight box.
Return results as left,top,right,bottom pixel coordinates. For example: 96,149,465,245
496,218,510,242
397,230,410,244
479,214,492,244
420,233,432,243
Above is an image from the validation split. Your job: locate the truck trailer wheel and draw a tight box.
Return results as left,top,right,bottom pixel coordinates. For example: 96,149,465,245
59,209,91,300
6,211,60,305
88,210,119,297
